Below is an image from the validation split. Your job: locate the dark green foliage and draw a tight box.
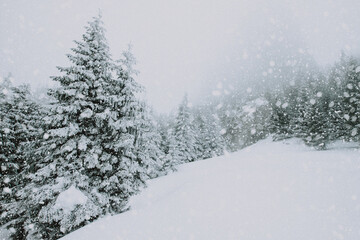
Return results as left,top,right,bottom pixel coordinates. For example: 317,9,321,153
267,53,360,148
0,82,45,240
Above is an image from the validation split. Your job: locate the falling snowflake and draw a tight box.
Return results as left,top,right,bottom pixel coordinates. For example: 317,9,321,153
216,104,223,110
3,187,12,194
356,66,360,73
242,52,248,60
27,224,35,230
220,129,227,135
43,133,50,139
351,128,358,136
212,90,221,96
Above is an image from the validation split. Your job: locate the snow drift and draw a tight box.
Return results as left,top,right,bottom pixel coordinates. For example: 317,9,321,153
62,139,360,239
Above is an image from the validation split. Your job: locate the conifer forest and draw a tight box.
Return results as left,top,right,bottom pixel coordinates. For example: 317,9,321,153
1,1,360,239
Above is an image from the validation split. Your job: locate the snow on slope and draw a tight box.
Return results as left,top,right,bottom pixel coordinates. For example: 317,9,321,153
62,139,360,240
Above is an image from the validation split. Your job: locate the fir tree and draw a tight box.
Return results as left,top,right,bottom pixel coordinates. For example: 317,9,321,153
11,15,146,239
0,84,45,239
169,94,197,163
340,56,360,141
193,107,225,159
136,105,167,178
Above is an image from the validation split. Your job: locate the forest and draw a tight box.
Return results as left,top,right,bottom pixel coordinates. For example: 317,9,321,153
1,14,360,239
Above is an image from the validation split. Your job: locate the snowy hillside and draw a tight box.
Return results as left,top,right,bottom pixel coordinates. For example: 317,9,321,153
62,139,360,240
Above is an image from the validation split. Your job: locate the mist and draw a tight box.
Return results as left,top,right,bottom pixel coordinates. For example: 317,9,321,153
1,0,360,112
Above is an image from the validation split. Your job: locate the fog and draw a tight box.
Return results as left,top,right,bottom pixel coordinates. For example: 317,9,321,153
1,0,360,112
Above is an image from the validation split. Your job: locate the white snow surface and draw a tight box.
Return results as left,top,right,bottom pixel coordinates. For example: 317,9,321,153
63,139,360,240
54,186,87,213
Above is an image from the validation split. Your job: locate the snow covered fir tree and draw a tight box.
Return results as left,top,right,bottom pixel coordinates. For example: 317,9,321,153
1,8,360,240
1,15,169,239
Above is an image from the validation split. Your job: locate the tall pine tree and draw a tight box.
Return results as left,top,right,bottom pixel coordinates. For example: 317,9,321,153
11,15,147,239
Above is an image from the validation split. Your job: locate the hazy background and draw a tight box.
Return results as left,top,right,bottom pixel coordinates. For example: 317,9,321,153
1,0,360,112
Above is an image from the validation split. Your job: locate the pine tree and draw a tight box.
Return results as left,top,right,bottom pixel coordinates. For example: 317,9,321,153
326,53,354,141
340,56,360,141
0,84,45,239
135,105,167,178
11,15,146,239
193,107,225,159
157,115,179,171
268,89,292,140
216,95,246,151
169,94,197,163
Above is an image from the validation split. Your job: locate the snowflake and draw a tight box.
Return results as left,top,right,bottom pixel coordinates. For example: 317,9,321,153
4,177,10,183
282,102,288,108
351,128,358,136
3,128,10,134
3,187,11,194
356,66,360,73
43,133,50,139
212,90,221,96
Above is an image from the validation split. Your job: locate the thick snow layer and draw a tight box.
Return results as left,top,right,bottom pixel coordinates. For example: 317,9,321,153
63,139,360,240
54,186,87,213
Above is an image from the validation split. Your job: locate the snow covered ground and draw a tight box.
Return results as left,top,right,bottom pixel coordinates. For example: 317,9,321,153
59,138,360,239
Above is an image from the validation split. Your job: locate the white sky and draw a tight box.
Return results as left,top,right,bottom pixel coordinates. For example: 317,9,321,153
1,0,360,112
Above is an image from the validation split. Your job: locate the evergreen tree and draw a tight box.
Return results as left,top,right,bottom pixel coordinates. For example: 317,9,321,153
136,105,167,178
193,107,225,159
339,56,360,141
169,94,197,163
268,89,292,140
0,84,45,239
326,54,350,140
157,115,179,171
216,94,246,151
10,15,146,239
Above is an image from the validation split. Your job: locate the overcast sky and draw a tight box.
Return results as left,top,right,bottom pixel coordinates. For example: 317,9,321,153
1,0,360,112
